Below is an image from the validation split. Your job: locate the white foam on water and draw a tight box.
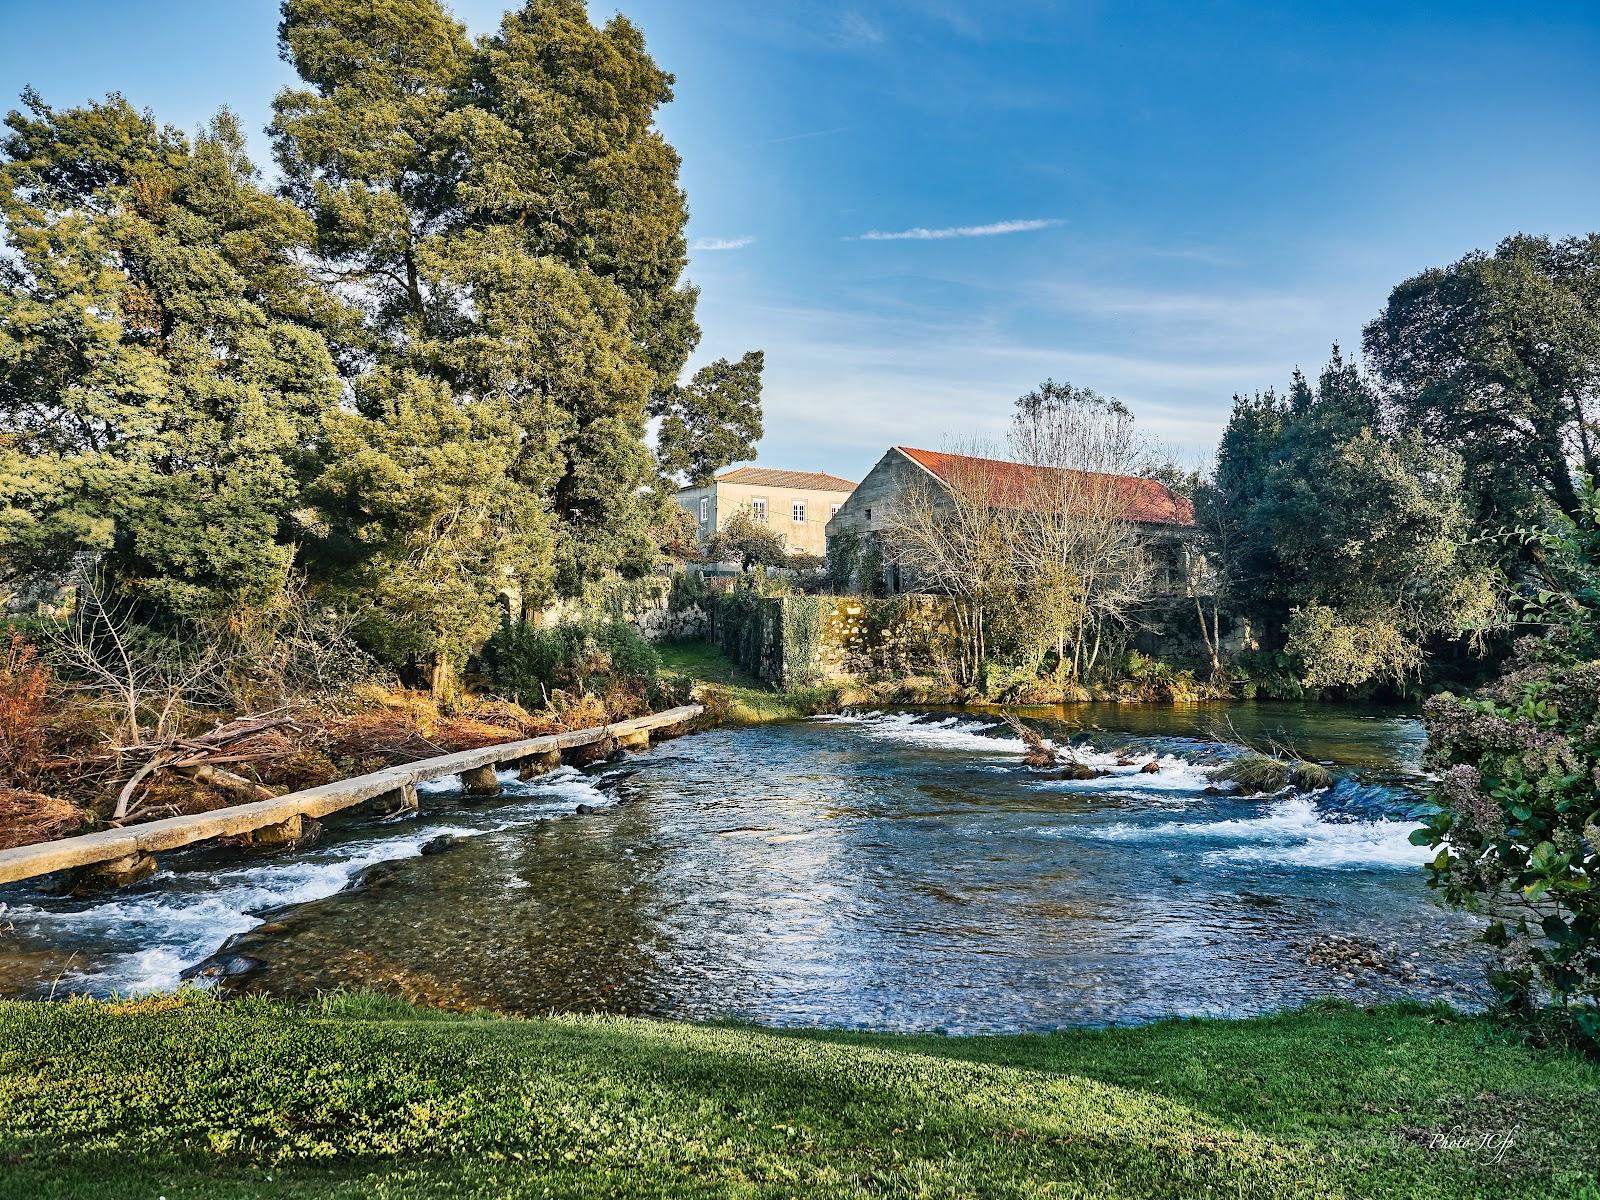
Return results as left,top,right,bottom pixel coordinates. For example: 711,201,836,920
1033,752,1219,799
1084,796,1428,869
812,712,1030,754
5,766,613,997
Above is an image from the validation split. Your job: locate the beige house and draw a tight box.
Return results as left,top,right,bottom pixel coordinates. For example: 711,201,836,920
678,467,857,558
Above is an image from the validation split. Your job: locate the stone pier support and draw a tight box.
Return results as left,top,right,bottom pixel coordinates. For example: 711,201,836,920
253,813,319,848
517,749,563,781
616,730,650,751
460,764,501,796
70,851,158,895
373,781,419,816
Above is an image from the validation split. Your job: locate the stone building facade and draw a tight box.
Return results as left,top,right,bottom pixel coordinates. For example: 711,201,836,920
676,466,856,558
825,445,1198,594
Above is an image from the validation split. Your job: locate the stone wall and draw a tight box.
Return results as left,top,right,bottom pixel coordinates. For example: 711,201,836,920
709,591,958,687
527,576,709,642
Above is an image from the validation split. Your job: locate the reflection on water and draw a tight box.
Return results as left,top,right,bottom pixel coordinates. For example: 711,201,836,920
0,704,1490,1032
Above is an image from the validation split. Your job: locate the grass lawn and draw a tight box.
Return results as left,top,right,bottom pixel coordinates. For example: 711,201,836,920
657,638,839,722
1,993,1597,1198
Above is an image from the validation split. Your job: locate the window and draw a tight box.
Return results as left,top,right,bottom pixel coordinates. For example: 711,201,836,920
865,507,872,522
750,498,767,522
698,497,708,523
792,501,807,523
830,504,841,518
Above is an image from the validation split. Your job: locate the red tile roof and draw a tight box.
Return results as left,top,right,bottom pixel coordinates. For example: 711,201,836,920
714,466,857,492
896,446,1194,526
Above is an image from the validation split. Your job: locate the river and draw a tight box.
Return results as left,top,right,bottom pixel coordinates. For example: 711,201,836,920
0,703,1491,1031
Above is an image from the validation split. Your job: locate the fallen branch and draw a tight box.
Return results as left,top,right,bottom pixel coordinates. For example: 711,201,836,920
1001,713,1067,769
171,763,276,802
108,712,300,823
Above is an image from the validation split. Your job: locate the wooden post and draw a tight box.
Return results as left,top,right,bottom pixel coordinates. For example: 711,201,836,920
459,764,501,796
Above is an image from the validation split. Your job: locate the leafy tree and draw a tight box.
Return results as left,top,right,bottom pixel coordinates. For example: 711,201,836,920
1416,478,1600,1025
707,508,789,572
1365,233,1600,526
1210,349,1498,688
273,0,762,603
302,370,551,697
0,92,343,619
655,351,765,485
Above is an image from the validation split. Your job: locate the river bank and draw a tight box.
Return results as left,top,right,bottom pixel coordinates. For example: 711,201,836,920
1,991,1595,1199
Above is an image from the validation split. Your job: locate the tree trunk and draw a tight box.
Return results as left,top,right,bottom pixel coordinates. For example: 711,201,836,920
1542,418,1583,518
1196,595,1221,674
429,650,455,701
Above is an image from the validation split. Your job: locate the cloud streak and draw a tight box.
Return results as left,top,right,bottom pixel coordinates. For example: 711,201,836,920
854,218,1061,241
692,236,755,251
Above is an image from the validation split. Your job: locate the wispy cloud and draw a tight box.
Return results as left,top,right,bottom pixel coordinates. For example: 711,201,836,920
836,11,885,47
692,236,756,251
765,126,850,145
854,218,1061,241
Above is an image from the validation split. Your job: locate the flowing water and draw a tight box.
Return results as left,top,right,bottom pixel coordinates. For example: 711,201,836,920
0,704,1492,1032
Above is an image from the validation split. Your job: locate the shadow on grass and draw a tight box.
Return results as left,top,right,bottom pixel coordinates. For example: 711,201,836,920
4,994,1598,1197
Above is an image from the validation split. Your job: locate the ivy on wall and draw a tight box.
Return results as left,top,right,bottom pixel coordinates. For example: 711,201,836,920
710,591,958,687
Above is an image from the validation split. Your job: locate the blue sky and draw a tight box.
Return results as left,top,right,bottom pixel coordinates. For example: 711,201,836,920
3,1,1598,481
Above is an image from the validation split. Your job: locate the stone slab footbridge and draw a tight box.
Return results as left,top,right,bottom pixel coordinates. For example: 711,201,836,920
0,704,703,890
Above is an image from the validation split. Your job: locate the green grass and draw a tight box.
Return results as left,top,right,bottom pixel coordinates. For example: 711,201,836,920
657,638,841,723
1,993,1597,1198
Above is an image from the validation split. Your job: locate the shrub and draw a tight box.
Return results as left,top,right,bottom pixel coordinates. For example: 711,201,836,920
484,619,660,709
1413,480,1600,1026
1211,755,1290,795
825,527,860,593
1285,604,1422,691
667,571,709,613
1289,760,1333,792
0,632,50,787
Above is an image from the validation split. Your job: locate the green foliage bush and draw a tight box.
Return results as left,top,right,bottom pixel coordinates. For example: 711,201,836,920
778,595,828,688
667,571,710,613
1285,605,1423,691
484,620,660,708
826,528,861,593
1415,480,1600,1028
1211,755,1292,795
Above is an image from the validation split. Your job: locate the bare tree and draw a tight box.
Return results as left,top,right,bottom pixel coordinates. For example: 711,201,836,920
50,571,220,751
882,441,1020,685
1008,381,1158,679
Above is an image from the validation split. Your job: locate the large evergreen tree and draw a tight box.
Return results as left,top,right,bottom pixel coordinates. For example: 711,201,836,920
273,0,764,623
0,92,342,618
1210,350,1497,687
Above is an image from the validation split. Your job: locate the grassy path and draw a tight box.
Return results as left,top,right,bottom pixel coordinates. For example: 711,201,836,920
657,638,840,722
1,993,1597,1198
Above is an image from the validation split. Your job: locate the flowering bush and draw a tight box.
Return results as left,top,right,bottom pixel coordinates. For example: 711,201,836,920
1414,483,1600,1026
